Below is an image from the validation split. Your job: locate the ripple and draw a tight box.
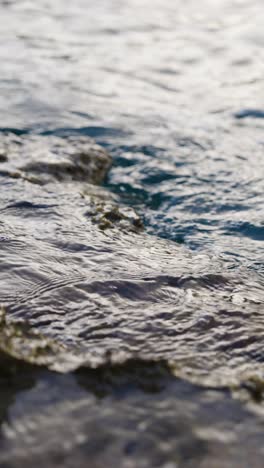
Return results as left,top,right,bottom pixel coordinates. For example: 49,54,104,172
234,109,264,119
0,157,263,389
1,0,264,463
225,222,264,242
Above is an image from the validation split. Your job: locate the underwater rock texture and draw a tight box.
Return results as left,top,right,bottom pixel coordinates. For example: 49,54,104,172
0,134,264,467
0,135,263,388
0,134,112,185
1,365,264,468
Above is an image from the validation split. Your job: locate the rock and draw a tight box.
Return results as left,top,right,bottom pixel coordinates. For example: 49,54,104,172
0,134,112,185
0,306,83,372
0,133,264,468
85,200,144,233
0,161,263,389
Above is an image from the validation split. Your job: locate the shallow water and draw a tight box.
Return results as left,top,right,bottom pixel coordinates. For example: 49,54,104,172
0,0,264,466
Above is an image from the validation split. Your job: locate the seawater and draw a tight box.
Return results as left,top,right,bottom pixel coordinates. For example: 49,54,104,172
0,1,264,467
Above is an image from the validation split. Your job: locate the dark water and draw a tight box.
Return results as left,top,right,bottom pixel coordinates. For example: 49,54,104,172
0,1,264,467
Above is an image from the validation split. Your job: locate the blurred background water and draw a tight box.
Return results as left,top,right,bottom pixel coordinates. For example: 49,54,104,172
1,0,263,271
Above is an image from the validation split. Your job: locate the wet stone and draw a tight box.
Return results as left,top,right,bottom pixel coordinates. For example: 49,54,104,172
0,165,263,389
0,307,84,373
0,134,112,185
85,200,144,233
0,132,264,466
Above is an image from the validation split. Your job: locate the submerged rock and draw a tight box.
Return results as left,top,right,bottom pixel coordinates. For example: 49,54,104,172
0,153,263,389
1,360,264,468
0,134,112,185
0,306,84,372
85,200,144,233
0,133,264,467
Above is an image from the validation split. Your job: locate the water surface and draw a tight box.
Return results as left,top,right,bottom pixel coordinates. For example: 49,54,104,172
0,1,264,466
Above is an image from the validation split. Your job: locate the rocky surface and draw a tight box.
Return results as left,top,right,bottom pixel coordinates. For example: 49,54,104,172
0,133,264,467
0,134,264,387
0,134,112,185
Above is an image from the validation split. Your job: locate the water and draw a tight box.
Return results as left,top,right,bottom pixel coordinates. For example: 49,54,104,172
0,1,264,466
